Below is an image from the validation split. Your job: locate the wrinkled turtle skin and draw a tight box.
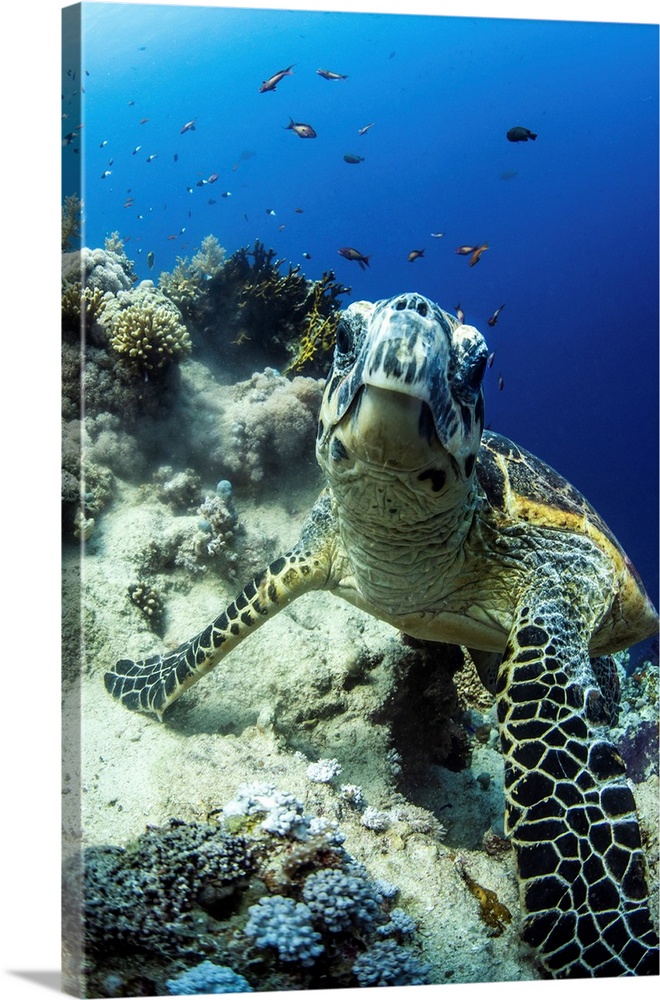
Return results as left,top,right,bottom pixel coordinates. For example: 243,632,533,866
107,293,659,978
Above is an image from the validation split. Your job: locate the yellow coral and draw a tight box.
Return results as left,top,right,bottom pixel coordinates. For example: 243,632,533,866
61,282,108,332
284,273,343,374
109,302,192,375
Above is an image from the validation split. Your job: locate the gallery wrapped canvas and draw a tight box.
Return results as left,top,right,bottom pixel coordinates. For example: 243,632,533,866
62,2,659,996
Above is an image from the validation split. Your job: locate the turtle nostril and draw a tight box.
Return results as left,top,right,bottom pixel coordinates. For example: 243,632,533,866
417,301,428,317
395,298,407,310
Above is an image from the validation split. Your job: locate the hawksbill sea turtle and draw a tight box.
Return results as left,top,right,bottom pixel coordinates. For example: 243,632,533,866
106,293,659,978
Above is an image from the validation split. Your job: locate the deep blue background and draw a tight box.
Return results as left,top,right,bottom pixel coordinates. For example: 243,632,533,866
63,3,659,611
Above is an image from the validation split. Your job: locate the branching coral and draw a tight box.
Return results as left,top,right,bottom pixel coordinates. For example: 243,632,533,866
109,299,192,376
160,234,226,320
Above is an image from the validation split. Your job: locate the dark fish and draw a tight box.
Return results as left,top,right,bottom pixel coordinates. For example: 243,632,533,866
266,208,276,216
173,153,179,162
260,65,294,93
338,247,370,270
139,118,149,125
123,198,134,208
499,170,518,181
498,375,504,391
132,145,142,155
180,119,196,134
487,352,495,368
407,249,424,262
167,234,178,241
284,117,317,138
208,173,219,183
221,191,231,198
469,243,489,267
100,170,112,179
208,199,217,205
196,179,207,187
99,139,108,147
506,126,537,142
294,207,304,213
487,304,506,327
317,69,348,80
358,122,376,136
146,153,158,162
147,251,155,269
343,153,364,164
455,304,465,324
455,245,478,255
302,252,312,259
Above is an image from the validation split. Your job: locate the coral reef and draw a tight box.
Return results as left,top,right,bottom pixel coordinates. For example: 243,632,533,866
166,961,252,995
182,238,350,374
215,368,324,487
64,785,430,997
159,234,227,323
108,297,192,376
244,896,325,965
352,939,430,986
62,193,83,251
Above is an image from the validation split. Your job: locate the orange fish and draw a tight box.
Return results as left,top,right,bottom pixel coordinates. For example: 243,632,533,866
259,65,294,93
469,243,489,267
407,250,424,262
455,245,477,256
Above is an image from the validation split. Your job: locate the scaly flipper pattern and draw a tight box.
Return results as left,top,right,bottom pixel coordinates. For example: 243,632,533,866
105,541,331,720
497,592,659,977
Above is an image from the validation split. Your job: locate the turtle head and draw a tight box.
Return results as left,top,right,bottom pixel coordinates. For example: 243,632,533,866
317,293,489,498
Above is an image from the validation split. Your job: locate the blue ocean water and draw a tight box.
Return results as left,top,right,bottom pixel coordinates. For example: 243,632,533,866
62,2,659,613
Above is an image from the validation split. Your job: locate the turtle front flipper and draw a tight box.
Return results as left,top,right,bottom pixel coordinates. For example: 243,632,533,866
497,596,659,978
105,545,331,720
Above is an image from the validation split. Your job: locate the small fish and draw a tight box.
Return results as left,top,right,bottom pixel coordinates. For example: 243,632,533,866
186,187,194,194
180,119,196,134
487,352,495,368
338,247,370,270
100,170,112,179
278,224,286,232
99,139,108,147
146,153,158,162
284,117,317,138
430,232,445,238
207,173,219,184
196,179,207,187
506,126,537,142
260,64,294,93
317,68,348,80
147,251,155,269
132,145,142,155
294,207,304,213
469,243,489,267
139,118,149,125
358,122,376,136
499,170,518,181
302,252,312,259
455,245,478,256
208,198,217,205
498,375,505,391
266,208,276,216
221,191,231,198
173,152,179,162
407,249,424,262
455,304,465,324
343,153,364,164
108,159,114,166
167,234,178,241
487,304,506,327
123,198,134,208
128,100,135,106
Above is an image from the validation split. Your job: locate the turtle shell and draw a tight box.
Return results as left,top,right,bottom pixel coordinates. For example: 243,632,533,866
476,430,658,653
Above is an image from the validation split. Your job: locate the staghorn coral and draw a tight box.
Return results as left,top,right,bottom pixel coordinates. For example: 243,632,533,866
108,298,192,376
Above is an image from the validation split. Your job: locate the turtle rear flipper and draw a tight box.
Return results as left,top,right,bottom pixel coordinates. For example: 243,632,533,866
498,595,659,977
105,544,331,720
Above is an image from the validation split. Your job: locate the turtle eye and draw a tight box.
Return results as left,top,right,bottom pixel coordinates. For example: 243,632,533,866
464,355,487,394
335,320,352,357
